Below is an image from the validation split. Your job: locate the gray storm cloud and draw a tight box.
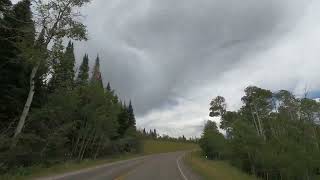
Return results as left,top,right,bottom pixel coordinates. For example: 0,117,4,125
73,0,316,137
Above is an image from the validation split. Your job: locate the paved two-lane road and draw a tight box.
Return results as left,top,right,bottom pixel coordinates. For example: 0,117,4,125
39,151,201,180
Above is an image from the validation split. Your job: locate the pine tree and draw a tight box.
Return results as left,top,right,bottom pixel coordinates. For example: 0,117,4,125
91,55,103,88
153,129,157,138
62,41,76,86
0,0,11,21
50,41,76,91
127,101,136,129
117,103,130,137
182,135,186,141
11,0,35,45
0,0,15,134
0,0,34,135
76,54,89,86
0,0,11,10
106,82,111,91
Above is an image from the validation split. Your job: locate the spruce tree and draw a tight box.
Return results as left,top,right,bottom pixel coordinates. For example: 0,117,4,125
117,103,130,137
76,54,89,86
0,0,11,9
0,0,14,134
106,82,111,91
61,41,76,86
48,40,64,92
91,55,103,88
50,41,76,90
0,0,34,135
11,0,35,45
153,129,157,138
127,101,136,128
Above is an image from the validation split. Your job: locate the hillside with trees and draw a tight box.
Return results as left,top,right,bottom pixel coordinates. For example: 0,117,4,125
0,0,139,174
200,86,320,180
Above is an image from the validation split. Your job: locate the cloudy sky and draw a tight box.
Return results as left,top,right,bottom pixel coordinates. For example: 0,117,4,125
14,0,320,137
72,0,320,138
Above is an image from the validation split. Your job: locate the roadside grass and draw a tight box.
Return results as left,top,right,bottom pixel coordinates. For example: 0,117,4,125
143,140,198,154
0,140,197,180
185,151,257,180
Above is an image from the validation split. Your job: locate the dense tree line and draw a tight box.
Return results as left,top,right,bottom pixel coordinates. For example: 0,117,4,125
0,0,139,174
200,86,320,180
138,128,197,143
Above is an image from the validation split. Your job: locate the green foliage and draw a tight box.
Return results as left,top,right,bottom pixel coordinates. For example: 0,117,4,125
200,86,320,180
185,151,257,180
49,41,76,91
199,121,226,160
0,0,34,136
1,65,139,174
34,0,91,44
209,96,227,117
76,54,89,85
90,55,103,87
0,0,140,177
127,101,136,128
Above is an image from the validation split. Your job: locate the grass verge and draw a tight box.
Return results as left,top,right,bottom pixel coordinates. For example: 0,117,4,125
1,140,197,180
185,151,257,180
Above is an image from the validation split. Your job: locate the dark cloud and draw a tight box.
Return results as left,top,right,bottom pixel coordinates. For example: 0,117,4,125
76,0,298,113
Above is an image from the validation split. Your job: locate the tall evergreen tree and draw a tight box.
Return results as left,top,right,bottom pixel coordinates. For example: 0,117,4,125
153,129,157,138
117,102,130,137
61,41,76,86
0,0,15,134
0,0,11,9
49,41,76,91
76,54,89,86
106,82,111,91
91,55,103,87
127,101,136,128
0,0,34,135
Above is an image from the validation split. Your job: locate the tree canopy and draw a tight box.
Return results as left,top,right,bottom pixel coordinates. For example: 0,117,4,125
200,86,320,180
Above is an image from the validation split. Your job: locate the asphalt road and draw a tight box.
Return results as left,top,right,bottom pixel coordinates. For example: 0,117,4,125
38,151,201,180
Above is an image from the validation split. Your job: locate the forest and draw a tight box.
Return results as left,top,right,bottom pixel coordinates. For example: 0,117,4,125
0,0,142,174
200,86,320,180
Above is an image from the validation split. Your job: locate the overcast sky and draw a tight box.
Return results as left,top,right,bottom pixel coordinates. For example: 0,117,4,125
14,0,320,137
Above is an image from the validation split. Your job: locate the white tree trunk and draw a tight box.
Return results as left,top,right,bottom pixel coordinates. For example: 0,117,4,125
250,105,260,136
253,103,265,140
13,62,40,138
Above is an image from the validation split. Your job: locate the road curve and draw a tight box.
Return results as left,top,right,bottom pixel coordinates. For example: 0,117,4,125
38,151,201,180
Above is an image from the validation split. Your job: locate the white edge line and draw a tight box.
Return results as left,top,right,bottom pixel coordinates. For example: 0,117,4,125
37,156,147,180
176,153,188,180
